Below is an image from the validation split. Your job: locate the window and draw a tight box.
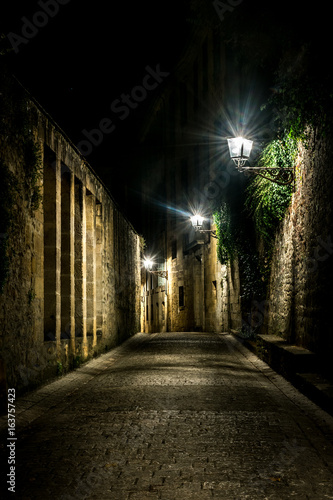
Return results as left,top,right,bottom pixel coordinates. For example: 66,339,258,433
183,233,189,254
179,286,184,308
212,280,217,297
172,240,177,260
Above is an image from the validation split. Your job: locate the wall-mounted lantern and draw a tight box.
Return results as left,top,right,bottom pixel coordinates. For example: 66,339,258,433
227,136,294,185
190,214,204,231
143,257,168,279
227,136,253,169
143,258,154,271
190,214,217,238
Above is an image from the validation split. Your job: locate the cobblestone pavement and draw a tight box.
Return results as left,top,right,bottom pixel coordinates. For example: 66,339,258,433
1,332,333,499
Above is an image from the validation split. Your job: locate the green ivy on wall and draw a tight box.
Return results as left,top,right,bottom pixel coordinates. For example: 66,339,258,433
0,160,16,292
212,134,298,328
213,198,266,305
213,202,234,265
24,138,43,211
244,136,297,243
0,66,43,293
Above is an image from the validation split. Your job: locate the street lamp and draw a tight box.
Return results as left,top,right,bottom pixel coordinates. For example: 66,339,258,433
143,257,168,279
190,214,204,231
227,136,253,169
227,136,294,186
190,214,217,238
143,258,154,271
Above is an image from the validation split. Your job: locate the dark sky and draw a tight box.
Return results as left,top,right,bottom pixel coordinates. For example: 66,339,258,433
1,0,191,217
2,0,189,129
2,1,329,147
1,1,331,227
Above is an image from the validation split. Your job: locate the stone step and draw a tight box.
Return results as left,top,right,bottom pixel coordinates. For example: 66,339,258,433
257,334,319,375
294,372,333,415
231,332,333,416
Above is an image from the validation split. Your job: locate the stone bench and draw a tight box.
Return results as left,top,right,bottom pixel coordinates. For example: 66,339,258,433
256,334,318,376
256,334,333,414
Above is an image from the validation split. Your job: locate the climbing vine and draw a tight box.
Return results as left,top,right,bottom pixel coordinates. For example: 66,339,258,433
244,136,297,243
0,64,43,293
213,202,234,265
269,44,333,143
213,134,297,269
24,138,43,211
211,2,333,335
213,200,266,309
0,160,17,292
212,135,298,335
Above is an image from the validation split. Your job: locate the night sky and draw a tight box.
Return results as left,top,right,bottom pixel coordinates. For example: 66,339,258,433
1,0,190,217
2,0,189,127
1,1,331,226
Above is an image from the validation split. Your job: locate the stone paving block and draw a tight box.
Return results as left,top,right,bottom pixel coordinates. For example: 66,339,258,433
2,332,333,499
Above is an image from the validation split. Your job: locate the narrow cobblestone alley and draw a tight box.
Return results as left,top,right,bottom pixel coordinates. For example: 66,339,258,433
2,332,333,500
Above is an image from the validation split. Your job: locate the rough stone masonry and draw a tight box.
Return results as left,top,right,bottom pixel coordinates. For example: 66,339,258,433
0,72,141,399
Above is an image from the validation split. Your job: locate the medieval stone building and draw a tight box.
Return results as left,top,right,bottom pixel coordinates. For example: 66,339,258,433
137,24,242,334
0,73,141,404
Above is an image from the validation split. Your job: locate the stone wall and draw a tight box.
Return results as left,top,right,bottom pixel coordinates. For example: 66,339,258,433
222,258,242,333
141,227,241,335
0,77,141,402
266,131,333,366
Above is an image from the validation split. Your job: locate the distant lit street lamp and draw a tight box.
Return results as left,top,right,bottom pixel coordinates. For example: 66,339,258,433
227,136,294,185
143,257,168,279
143,258,154,271
190,214,204,231
190,214,217,238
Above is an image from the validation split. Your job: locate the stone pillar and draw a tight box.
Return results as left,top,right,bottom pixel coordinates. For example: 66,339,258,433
193,257,202,331
69,172,75,355
162,296,167,332
34,140,45,343
220,264,229,332
81,187,87,357
55,156,61,348
60,165,71,341
201,250,206,332
228,257,242,331
95,201,103,337
102,203,113,343
43,147,60,344
74,178,84,340
85,191,96,345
